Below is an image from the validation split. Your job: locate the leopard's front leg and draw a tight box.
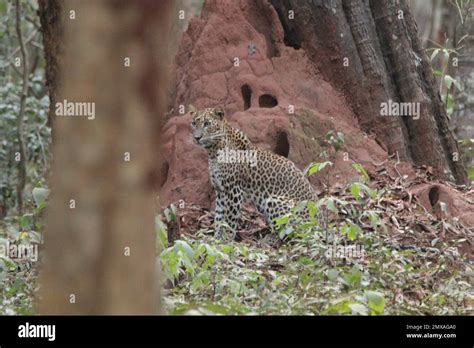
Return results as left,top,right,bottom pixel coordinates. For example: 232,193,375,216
214,187,242,239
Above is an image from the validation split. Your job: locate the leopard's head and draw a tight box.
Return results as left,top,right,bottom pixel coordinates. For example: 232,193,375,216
190,106,226,148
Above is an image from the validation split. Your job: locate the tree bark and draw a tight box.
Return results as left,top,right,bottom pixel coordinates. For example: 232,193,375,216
451,1,474,171
39,0,172,314
37,0,63,132
271,0,468,185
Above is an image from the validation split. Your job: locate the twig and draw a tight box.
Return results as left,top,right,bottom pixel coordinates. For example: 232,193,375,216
35,126,48,169
394,151,403,179
25,15,41,30
0,28,38,69
30,41,44,50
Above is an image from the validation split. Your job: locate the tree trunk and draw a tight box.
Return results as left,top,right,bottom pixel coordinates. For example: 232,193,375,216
452,1,474,172
37,0,63,132
271,0,468,185
39,0,172,314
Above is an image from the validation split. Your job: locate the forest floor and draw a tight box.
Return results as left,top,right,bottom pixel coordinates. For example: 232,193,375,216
0,163,472,315
160,162,473,315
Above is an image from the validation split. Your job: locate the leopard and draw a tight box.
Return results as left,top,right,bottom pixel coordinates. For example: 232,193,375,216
190,105,317,239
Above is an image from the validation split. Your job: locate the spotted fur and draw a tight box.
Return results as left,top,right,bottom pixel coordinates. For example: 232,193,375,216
190,106,316,239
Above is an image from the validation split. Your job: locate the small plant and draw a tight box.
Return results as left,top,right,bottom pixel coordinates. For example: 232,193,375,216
326,130,345,152
427,40,463,118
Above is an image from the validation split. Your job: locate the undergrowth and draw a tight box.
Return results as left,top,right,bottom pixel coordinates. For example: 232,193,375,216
158,172,473,315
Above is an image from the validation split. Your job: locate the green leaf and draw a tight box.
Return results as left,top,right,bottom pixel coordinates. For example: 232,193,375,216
175,240,195,259
220,244,234,254
32,187,50,207
304,161,333,176
205,303,230,314
430,48,440,61
349,303,369,315
365,291,385,315
444,75,462,91
239,246,249,257
19,214,33,229
307,200,317,220
342,271,362,287
353,182,377,199
163,207,176,222
294,200,308,213
204,244,218,258
352,163,370,183
326,198,338,213
326,131,345,151
325,298,353,314
340,222,361,240
279,226,294,239
203,254,215,269
350,183,361,199
445,93,454,116
444,75,454,90
366,211,380,227
327,269,339,281
274,215,289,226
347,223,361,241
443,49,449,63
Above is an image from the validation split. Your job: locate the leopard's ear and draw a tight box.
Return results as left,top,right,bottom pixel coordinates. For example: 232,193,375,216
214,106,225,120
189,104,197,115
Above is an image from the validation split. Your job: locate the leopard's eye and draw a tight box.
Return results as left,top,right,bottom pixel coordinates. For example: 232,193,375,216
204,121,210,127
191,120,196,127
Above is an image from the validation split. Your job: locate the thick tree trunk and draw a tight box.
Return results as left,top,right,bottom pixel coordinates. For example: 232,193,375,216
39,0,172,314
271,0,468,185
371,0,466,184
37,0,63,131
452,1,474,171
